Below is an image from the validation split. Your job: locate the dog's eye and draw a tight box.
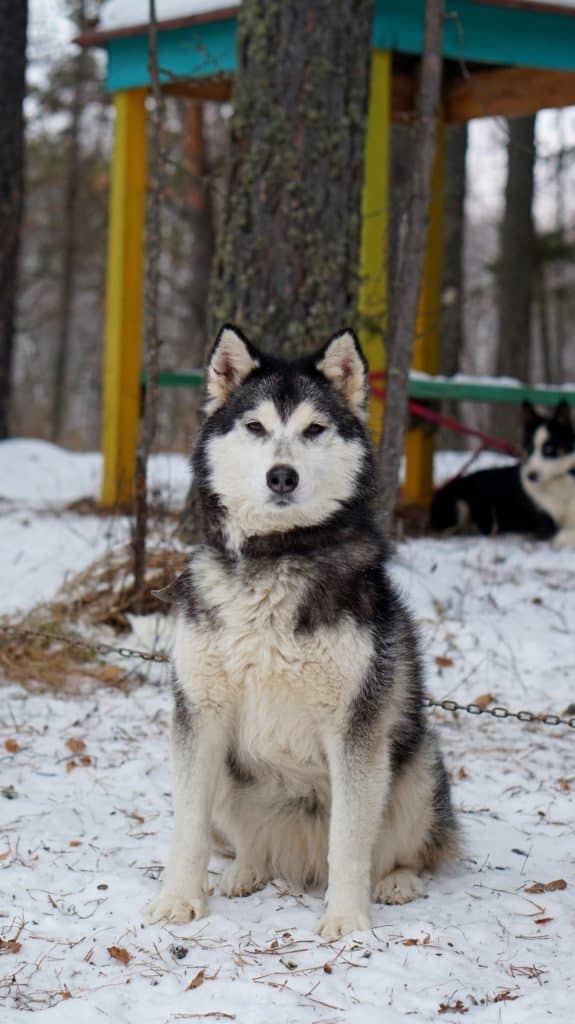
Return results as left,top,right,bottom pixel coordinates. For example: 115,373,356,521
303,423,326,440
542,441,556,457
246,421,266,436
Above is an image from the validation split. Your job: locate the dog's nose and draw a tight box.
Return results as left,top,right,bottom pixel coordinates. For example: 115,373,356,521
267,464,299,495
527,471,539,482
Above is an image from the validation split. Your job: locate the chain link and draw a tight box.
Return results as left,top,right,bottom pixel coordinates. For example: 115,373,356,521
1,624,573,729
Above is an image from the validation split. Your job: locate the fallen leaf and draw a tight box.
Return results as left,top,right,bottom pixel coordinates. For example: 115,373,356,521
108,945,131,965
557,777,572,792
0,938,22,954
525,879,567,894
187,968,206,990
4,739,19,753
472,692,494,710
492,990,519,1003
535,917,553,925
438,1000,468,1015
66,737,86,754
456,766,469,779
129,811,145,825
99,665,124,684
562,702,575,717
323,963,333,974
79,755,92,766
402,938,419,946
0,850,11,861
69,840,82,848
435,655,454,669
66,759,78,773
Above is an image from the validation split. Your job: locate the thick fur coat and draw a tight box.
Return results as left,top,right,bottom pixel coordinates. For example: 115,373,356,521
147,326,458,939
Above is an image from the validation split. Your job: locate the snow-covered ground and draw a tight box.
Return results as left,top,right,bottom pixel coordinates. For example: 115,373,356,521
1,442,574,1022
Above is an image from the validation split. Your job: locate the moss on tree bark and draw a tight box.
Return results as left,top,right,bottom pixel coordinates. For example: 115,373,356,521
209,0,374,357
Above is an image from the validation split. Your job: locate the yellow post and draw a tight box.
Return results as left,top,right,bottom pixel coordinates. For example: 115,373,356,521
403,117,445,505
101,89,147,506
359,50,390,441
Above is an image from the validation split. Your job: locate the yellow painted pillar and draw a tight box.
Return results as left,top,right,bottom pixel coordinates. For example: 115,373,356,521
101,89,147,506
359,49,390,441
403,117,445,505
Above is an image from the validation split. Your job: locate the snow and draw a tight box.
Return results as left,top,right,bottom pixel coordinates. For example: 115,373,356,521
97,0,575,35
1,442,574,1022
100,0,240,32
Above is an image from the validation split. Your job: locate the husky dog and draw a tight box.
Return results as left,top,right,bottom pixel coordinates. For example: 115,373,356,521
147,325,458,939
430,401,575,548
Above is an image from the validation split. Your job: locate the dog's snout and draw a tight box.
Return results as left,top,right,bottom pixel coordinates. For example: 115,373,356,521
527,470,539,482
267,464,299,495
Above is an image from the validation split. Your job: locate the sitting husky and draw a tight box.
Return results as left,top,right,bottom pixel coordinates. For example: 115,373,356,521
147,325,458,939
430,400,575,548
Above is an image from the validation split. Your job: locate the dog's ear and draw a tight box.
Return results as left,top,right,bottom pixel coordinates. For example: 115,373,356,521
206,325,260,413
314,329,369,418
553,400,572,428
521,400,539,431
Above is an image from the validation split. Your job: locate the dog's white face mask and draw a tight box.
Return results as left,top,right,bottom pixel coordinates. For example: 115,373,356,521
202,327,371,547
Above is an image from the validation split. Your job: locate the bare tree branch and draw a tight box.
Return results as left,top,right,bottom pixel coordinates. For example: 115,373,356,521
378,0,445,528
133,0,165,600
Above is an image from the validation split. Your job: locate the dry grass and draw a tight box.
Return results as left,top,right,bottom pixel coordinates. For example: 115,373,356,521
0,541,188,692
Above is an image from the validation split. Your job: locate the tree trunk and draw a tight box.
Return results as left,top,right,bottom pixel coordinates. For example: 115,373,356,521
495,114,536,444
439,122,467,447
209,0,374,356
52,1,87,443
378,0,445,527
0,0,28,440
181,0,374,543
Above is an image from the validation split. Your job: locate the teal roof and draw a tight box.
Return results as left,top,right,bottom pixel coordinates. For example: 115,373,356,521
102,0,575,92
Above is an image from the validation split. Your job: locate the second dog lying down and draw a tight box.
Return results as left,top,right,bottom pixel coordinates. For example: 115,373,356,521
430,401,575,548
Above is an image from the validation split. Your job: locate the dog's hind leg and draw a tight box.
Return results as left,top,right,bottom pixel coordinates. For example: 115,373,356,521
146,689,228,924
372,733,458,906
215,776,272,898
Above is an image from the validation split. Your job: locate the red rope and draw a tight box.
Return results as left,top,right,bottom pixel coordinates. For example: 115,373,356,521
369,378,520,457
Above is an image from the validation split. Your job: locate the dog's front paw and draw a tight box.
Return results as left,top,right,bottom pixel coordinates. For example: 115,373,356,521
316,907,371,941
145,888,207,925
373,868,425,905
552,529,575,551
220,861,269,898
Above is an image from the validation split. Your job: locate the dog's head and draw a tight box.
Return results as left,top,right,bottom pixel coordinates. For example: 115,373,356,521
521,400,575,484
194,324,375,552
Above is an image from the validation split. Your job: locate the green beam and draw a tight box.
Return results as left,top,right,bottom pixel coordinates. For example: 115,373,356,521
144,369,575,407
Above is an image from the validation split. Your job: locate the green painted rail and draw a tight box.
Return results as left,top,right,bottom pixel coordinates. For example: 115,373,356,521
144,370,575,407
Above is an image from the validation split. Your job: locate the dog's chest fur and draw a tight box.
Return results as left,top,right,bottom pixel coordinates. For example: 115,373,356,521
173,550,373,773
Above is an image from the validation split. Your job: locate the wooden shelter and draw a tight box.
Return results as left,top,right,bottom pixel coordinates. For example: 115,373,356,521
78,0,575,507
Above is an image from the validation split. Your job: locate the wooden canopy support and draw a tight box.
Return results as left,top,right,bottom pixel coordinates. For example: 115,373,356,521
391,64,575,124
101,90,147,507
403,119,445,507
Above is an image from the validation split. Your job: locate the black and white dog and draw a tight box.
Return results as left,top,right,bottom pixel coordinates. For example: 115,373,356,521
430,401,575,548
147,325,458,939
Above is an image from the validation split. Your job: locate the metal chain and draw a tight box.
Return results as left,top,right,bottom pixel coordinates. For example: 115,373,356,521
1,624,573,729
0,624,169,664
423,696,575,730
